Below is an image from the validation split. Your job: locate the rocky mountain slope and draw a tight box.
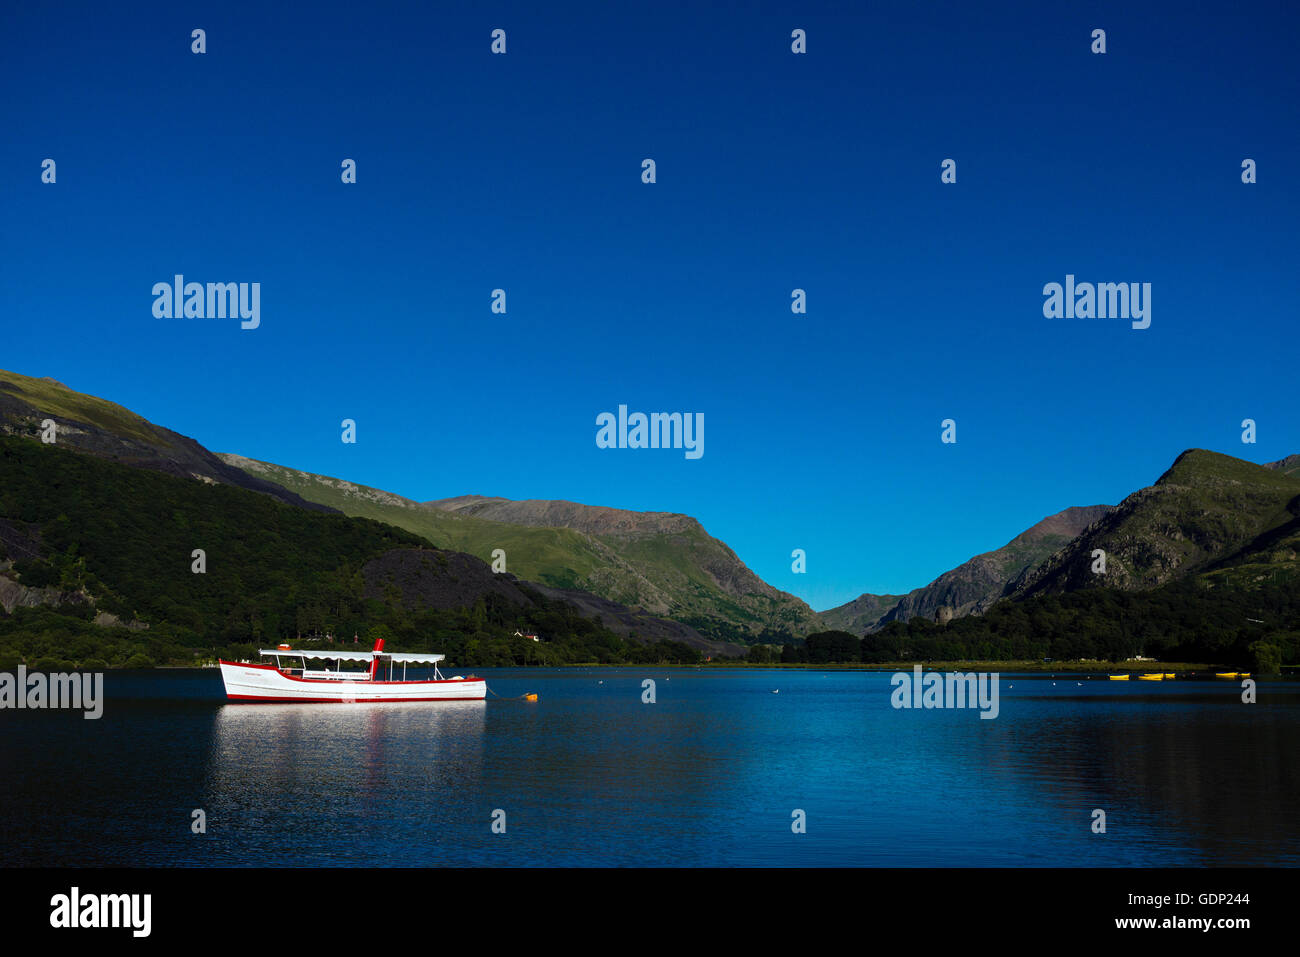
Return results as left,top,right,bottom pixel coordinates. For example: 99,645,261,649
1265,453,1300,478
1012,450,1300,598
817,592,905,634
822,504,1113,632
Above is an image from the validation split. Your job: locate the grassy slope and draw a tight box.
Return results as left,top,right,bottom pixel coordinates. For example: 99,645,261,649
3,369,816,639
1017,449,1300,596
0,435,723,667
1145,450,1300,584
219,455,641,590
222,454,822,637
0,370,163,444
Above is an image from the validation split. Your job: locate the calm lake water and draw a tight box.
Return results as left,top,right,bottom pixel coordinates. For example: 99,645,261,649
1,668,1296,867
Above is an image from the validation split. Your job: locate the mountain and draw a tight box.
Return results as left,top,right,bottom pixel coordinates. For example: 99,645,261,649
0,369,332,513
220,458,824,642
1012,449,1300,598
817,592,905,634
425,495,826,637
0,372,743,661
0,433,739,665
11,368,1291,664
822,505,1114,632
828,449,1300,634
1266,454,1300,478
867,450,1300,668
354,547,726,651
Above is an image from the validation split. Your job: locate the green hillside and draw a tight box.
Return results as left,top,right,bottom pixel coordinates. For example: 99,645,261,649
221,455,824,642
0,370,163,444
0,436,709,668
0,368,336,512
219,455,616,591
843,449,1300,669
1014,450,1300,597
2,369,819,645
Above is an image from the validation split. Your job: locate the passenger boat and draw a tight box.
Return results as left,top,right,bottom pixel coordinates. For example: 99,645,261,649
218,638,485,702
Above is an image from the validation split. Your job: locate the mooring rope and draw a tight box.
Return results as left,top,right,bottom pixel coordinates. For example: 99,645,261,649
486,685,538,701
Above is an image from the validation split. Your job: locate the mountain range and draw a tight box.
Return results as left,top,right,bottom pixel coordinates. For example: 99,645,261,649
2,367,1297,665
1011,449,1300,597
216,454,823,643
820,505,1115,632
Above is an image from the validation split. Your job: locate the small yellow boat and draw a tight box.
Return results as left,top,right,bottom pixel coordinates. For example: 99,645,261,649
1215,672,1239,678
1137,673,1164,681
1108,674,1130,681
1163,673,1176,679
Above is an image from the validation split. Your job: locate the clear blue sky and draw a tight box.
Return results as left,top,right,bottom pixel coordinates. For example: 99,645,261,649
2,1,1297,611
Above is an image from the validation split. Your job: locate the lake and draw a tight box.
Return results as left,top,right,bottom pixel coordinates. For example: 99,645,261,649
1,668,1296,866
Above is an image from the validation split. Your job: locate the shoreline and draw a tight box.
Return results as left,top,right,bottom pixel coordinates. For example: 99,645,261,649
151,659,1268,674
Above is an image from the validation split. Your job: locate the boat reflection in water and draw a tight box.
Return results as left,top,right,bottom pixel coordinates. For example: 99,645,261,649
202,699,488,862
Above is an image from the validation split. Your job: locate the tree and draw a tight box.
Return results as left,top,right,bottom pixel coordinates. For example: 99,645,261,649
1248,641,1282,675
804,630,862,663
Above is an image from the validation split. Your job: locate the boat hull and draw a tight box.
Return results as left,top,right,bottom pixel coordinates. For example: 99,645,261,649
219,661,486,702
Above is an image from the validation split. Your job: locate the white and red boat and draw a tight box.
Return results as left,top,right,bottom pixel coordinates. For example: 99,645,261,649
219,638,485,703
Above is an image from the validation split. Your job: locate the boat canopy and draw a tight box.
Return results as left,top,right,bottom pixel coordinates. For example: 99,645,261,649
258,648,445,664
257,647,371,660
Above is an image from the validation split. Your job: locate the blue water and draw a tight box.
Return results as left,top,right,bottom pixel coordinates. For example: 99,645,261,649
1,669,1296,866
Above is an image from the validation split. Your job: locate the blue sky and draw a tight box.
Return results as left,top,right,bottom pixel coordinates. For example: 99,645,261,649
2,1,1297,611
